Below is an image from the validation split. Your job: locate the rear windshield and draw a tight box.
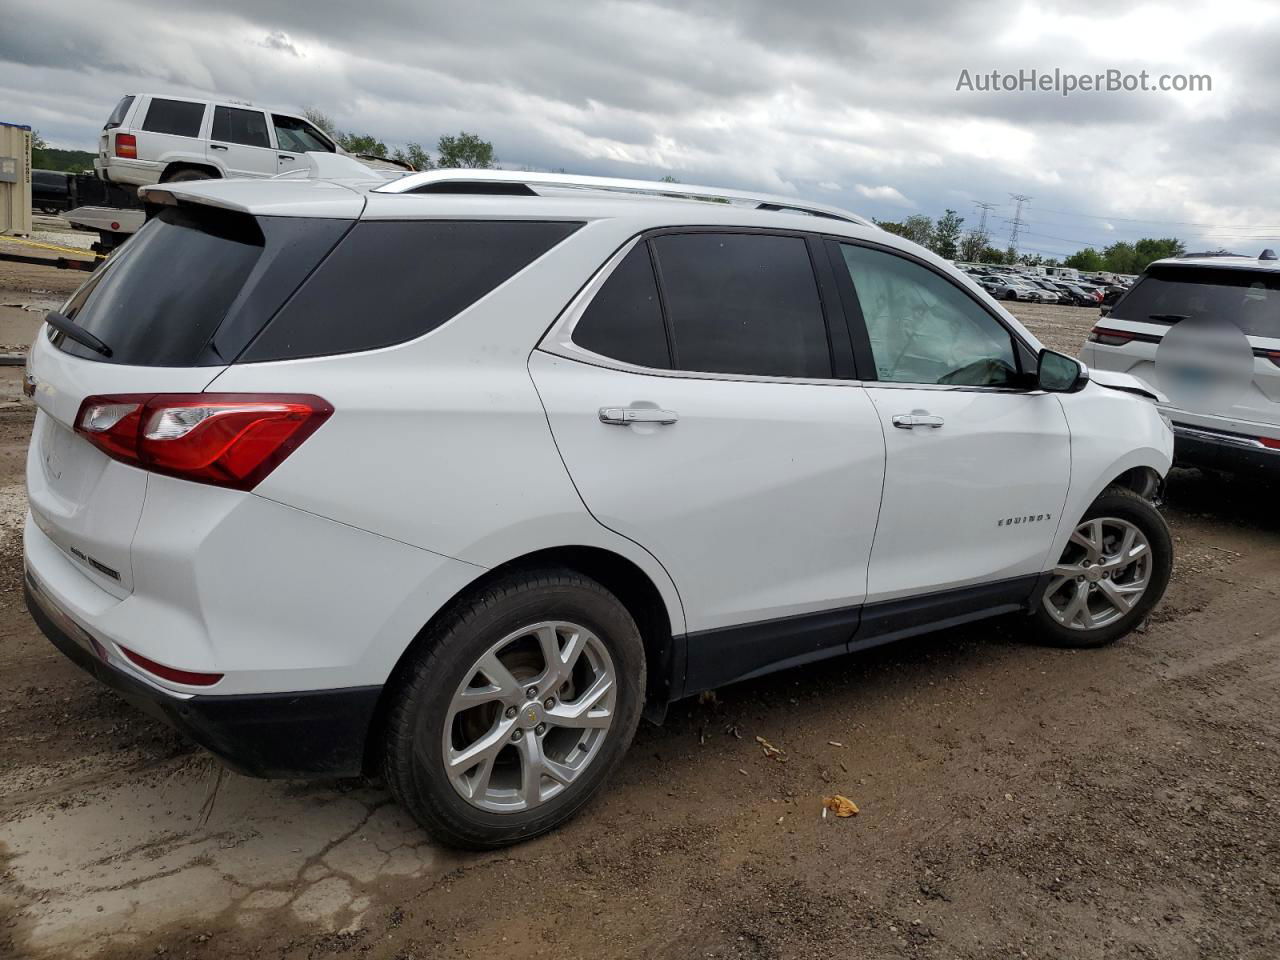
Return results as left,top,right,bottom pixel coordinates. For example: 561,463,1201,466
54,207,265,365
1111,265,1280,337
105,95,134,129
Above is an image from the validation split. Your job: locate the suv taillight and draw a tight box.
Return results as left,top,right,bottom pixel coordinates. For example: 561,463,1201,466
114,133,137,159
74,393,333,491
1087,327,1138,346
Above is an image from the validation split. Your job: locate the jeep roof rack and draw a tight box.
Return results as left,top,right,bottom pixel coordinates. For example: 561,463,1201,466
372,169,874,225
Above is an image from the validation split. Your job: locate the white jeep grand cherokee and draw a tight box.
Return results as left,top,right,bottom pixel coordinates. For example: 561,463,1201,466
24,170,1174,848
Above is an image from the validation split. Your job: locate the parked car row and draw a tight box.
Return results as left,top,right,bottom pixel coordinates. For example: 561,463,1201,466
958,265,1130,309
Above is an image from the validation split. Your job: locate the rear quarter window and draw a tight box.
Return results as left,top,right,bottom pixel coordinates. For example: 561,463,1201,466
242,220,582,361
142,99,206,138
105,95,134,129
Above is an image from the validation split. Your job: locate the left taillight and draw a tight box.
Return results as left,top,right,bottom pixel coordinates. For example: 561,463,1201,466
74,393,333,491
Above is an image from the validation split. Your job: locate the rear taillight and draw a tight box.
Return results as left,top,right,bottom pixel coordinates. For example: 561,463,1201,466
1088,327,1138,347
74,393,332,491
1261,436,1280,450
1262,350,1280,369
114,133,137,159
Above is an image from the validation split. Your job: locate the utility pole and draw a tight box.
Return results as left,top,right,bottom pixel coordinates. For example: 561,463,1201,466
1008,194,1032,253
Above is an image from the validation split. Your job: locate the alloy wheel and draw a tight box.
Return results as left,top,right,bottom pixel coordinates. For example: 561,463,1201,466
441,621,616,813
1043,517,1153,630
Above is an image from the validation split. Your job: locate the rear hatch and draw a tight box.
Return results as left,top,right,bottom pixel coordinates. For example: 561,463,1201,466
27,197,352,597
1089,263,1280,429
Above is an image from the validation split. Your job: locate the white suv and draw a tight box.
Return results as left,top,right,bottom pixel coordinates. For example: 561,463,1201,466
95,93,407,186
24,170,1174,848
1082,252,1280,475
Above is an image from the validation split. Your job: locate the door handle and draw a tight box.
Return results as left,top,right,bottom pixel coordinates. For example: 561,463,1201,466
892,414,945,429
278,154,295,161
599,406,679,426
210,144,228,151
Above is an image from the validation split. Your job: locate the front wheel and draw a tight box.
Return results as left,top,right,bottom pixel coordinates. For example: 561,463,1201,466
381,569,645,849
1031,487,1172,647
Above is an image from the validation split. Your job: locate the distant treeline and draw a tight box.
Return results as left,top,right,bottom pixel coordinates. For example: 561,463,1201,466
33,147,97,173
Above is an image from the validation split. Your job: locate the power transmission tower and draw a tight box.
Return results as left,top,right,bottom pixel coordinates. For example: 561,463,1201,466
1008,194,1032,253
973,201,996,236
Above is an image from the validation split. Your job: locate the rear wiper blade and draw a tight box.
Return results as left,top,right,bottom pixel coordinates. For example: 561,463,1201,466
1149,313,1189,322
44,311,112,358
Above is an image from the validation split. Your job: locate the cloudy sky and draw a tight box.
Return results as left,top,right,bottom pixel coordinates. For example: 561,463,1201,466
4,0,1280,258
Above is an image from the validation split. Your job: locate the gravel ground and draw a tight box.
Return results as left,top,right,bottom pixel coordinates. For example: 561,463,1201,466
0,241,1276,959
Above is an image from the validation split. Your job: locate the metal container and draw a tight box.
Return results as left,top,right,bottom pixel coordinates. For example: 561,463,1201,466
0,120,33,236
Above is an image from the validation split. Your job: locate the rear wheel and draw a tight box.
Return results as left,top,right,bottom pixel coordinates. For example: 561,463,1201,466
1031,487,1172,647
381,569,645,849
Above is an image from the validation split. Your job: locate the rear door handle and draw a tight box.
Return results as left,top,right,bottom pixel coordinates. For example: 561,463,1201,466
210,144,228,151
892,414,945,429
599,406,679,426
279,154,295,161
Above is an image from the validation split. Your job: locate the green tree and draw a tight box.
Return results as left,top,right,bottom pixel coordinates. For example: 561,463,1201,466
1133,237,1185,270
929,209,964,260
1064,247,1105,272
958,227,989,263
436,131,495,169
392,142,434,171
874,214,933,246
978,246,1008,264
338,133,388,158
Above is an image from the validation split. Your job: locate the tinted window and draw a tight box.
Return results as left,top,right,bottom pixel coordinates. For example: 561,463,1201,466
212,107,270,148
105,95,134,129
653,233,830,378
839,244,1018,387
273,115,334,153
54,207,264,365
574,244,670,369
141,99,205,137
245,220,582,361
1111,265,1280,337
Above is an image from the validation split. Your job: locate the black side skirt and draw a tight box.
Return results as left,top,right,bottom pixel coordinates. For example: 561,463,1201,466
678,574,1042,700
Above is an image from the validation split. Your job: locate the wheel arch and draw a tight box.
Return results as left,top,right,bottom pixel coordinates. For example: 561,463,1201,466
159,161,222,182
363,544,683,775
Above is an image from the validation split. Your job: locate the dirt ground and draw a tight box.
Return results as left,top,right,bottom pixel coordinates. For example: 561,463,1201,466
0,235,1277,959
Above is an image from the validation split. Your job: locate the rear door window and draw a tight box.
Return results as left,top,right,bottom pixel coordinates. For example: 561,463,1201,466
1111,266,1280,337
243,220,582,361
651,233,831,378
141,99,205,138
572,244,671,369
212,107,271,148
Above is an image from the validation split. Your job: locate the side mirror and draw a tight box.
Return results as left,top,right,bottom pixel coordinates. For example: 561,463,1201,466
1037,349,1089,393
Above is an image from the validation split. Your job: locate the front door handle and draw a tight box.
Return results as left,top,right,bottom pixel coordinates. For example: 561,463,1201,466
599,406,679,426
892,414,945,429
210,143,228,151
279,154,295,161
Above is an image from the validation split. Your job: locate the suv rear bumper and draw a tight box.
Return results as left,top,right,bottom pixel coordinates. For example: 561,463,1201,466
26,571,381,779
1173,423,1280,475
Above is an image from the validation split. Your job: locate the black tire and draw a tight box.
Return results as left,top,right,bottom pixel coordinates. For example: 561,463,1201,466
381,568,646,849
1030,487,1172,648
1004,290,1018,301
162,168,215,183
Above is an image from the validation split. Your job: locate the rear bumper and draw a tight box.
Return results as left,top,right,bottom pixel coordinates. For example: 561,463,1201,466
1173,423,1280,475
26,571,381,779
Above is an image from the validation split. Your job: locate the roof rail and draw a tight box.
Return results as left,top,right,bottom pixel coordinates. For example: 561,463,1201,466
372,169,874,226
